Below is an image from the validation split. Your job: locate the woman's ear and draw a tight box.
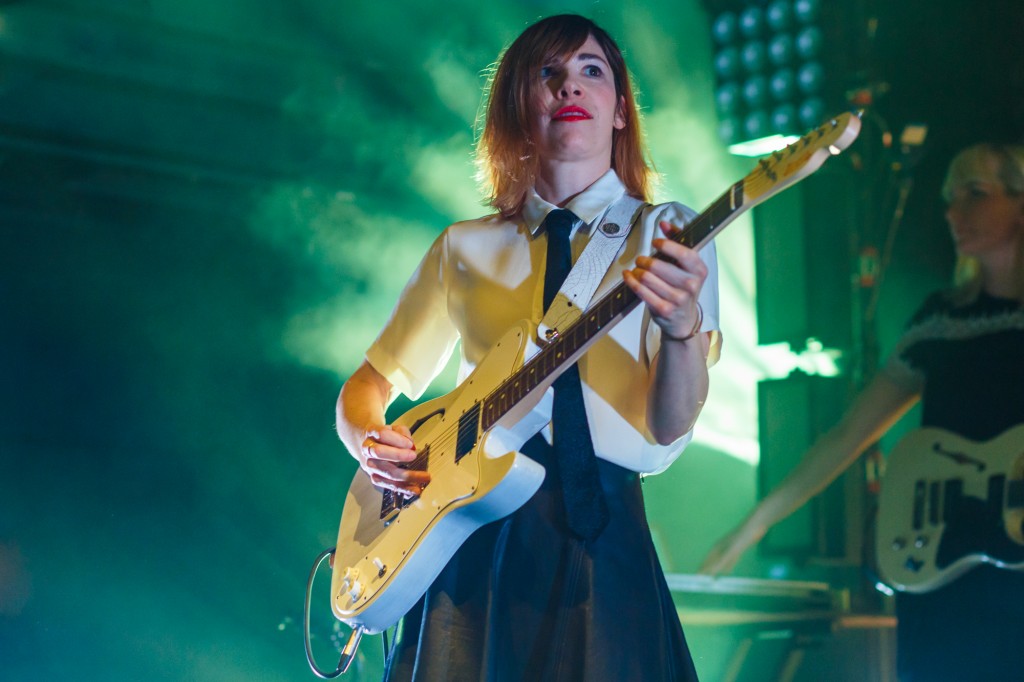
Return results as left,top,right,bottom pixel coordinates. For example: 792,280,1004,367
614,95,627,131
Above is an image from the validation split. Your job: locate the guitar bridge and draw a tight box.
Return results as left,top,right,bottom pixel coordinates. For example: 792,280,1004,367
378,445,430,522
380,488,421,523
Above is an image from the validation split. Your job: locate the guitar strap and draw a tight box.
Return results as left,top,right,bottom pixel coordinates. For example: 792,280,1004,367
538,194,646,341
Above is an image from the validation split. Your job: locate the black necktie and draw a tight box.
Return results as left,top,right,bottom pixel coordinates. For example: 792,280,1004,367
542,209,610,541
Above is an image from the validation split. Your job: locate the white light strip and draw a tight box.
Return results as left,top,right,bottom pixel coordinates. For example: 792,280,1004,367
727,134,801,157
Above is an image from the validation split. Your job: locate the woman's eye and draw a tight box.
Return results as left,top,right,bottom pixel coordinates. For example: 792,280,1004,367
583,65,603,77
540,66,554,78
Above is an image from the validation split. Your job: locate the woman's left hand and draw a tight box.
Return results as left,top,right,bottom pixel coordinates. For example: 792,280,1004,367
623,220,707,339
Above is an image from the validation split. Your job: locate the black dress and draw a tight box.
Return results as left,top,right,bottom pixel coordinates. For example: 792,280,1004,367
382,434,699,682
885,291,1024,682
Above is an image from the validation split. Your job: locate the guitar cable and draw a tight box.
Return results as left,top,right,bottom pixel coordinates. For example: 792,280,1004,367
304,547,365,678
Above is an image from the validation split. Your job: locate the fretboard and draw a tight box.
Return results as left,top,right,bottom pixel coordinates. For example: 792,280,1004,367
479,180,744,431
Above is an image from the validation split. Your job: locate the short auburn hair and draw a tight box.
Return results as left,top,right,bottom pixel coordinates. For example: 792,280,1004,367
476,14,653,217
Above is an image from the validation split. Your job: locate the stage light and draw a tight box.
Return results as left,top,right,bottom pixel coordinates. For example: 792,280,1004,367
770,103,798,133
765,0,793,32
727,134,801,157
712,11,739,45
715,82,742,114
714,46,741,79
795,26,823,59
738,6,764,38
742,75,769,108
767,34,794,66
711,0,843,156
743,110,771,139
741,40,767,73
796,62,824,95
717,116,741,144
794,0,820,24
769,68,796,101
798,97,826,127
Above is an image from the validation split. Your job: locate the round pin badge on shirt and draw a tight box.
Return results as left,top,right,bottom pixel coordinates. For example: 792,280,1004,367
601,222,621,235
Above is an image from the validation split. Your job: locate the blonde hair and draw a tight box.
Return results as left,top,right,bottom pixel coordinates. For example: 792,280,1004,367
943,143,1024,305
475,15,653,218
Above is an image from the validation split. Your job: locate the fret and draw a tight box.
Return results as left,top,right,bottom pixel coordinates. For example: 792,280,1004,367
732,180,745,212
542,345,556,376
569,321,586,352
706,200,731,241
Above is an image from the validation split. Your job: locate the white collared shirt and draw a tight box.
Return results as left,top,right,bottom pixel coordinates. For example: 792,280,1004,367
366,170,721,473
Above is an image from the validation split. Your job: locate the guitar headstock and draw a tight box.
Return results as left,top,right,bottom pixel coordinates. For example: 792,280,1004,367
742,111,862,205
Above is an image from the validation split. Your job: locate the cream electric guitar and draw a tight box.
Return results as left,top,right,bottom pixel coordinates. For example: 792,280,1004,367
876,425,1024,593
331,113,862,635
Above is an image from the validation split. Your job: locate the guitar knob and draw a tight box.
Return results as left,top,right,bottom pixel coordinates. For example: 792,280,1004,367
914,535,929,549
348,579,364,601
904,557,924,573
341,566,359,592
891,537,907,551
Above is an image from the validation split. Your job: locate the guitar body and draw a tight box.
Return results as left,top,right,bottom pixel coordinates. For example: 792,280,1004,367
876,425,1024,593
331,320,548,633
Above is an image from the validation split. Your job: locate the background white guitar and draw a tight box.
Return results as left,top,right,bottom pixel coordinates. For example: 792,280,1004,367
876,425,1024,593
331,113,863,635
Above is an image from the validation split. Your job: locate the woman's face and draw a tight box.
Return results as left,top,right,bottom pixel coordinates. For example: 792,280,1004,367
529,34,625,168
945,154,1024,258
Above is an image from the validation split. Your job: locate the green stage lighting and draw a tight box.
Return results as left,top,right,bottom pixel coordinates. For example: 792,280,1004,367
709,0,845,157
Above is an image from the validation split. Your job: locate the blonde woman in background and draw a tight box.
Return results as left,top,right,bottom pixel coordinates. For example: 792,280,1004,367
701,143,1024,681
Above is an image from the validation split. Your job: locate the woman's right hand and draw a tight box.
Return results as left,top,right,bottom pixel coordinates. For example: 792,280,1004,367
357,423,429,497
337,361,431,498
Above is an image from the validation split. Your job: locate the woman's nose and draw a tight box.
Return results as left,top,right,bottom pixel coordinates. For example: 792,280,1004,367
556,76,582,98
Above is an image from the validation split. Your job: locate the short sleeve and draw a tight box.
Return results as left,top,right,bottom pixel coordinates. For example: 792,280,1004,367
365,229,460,400
640,202,723,367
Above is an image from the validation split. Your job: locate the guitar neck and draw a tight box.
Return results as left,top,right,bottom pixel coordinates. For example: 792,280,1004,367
477,111,862,433
479,180,745,432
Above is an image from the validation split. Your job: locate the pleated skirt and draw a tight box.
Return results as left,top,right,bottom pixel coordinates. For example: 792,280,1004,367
383,435,699,682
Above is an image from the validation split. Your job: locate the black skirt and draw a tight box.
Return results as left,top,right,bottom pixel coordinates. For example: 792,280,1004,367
383,435,699,682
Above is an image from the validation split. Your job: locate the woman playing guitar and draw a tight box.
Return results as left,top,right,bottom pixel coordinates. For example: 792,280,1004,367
336,14,721,681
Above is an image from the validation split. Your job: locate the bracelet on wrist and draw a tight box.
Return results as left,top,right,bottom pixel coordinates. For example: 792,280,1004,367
661,303,704,343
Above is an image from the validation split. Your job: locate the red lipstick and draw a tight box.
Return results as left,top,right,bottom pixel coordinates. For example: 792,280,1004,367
552,105,592,122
